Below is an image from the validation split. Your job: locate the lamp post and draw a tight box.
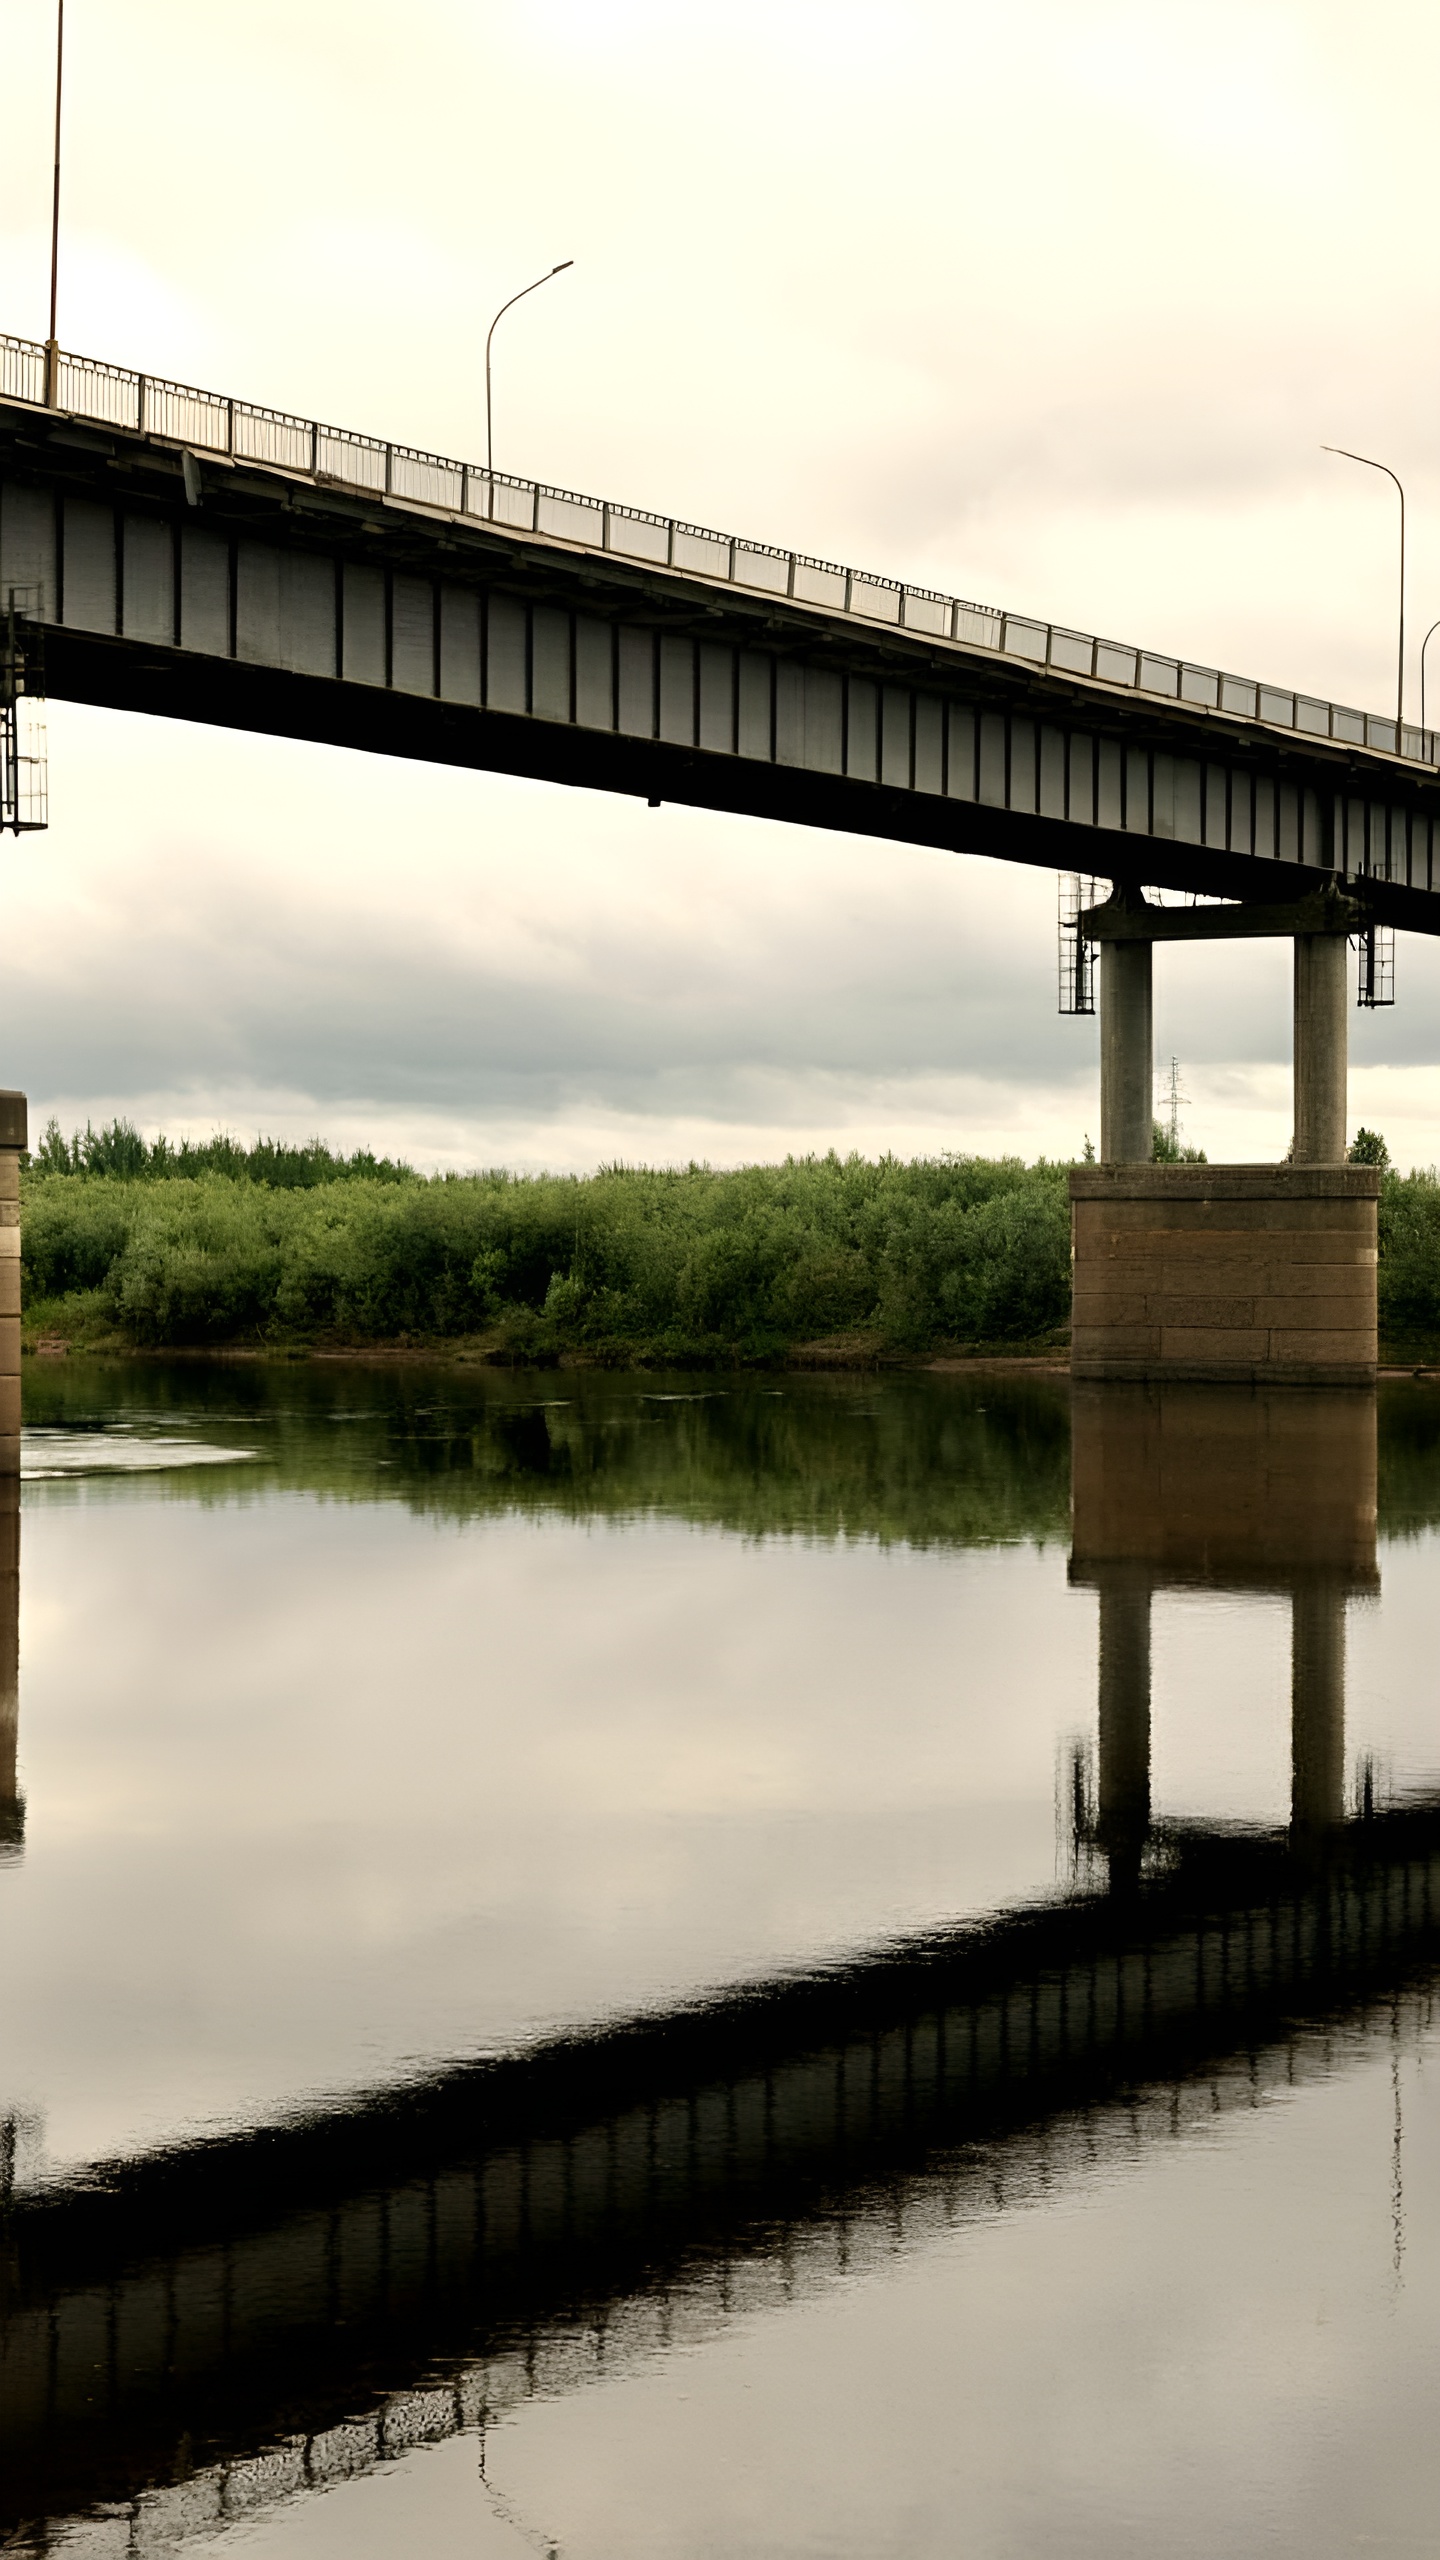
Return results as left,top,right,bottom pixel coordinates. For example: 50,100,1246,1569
44,0,64,406
484,261,573,483
1323,445,1406,730
1421,617,1440,737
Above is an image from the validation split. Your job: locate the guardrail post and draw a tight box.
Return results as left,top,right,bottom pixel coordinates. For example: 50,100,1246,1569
309,421,319,474
384,444,392,496
786,554,796,598
137,373,147,434
602,504,611,552
225,398,234,457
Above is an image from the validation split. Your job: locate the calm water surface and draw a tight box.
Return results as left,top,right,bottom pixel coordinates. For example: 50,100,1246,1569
4,1361,1440,2555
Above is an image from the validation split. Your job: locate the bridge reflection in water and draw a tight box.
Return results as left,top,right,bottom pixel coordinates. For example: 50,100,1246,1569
2,1387,1434,2555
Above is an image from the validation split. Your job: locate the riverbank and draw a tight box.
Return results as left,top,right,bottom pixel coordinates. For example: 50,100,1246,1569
21,1327,1073,1372
19,1135,1440,1369
19,1148,1074,1365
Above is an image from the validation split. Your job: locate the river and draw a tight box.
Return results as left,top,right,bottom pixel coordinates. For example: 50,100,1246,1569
3,1360,1440,2556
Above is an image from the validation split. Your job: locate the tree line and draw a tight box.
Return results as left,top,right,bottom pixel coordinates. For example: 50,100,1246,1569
20,1118,1438,1362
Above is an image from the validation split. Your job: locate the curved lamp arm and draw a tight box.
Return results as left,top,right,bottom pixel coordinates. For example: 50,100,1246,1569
1323,445,1406,729
485,261,574,479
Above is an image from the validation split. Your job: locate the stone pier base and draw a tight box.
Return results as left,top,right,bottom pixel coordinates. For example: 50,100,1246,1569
1068,1165,1379,1385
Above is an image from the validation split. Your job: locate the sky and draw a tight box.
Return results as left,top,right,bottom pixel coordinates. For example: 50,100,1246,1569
5,0,1440,1172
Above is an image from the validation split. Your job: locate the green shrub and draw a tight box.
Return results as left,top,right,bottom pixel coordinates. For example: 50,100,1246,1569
19,1149,1076,1358
1379,1168,1440,1341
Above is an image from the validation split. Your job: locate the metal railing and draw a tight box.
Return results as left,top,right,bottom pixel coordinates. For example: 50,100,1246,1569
4,328,1436,769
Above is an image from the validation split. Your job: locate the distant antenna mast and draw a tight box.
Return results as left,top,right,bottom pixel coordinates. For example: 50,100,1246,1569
1164,1056,1189,1153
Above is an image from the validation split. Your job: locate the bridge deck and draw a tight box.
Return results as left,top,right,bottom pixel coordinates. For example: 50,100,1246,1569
5,334,1440,928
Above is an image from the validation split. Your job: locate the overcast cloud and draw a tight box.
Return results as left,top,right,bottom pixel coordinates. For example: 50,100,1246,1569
4,0,1440,1169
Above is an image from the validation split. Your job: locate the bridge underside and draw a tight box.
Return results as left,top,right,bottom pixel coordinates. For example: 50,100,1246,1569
5,401,1440,932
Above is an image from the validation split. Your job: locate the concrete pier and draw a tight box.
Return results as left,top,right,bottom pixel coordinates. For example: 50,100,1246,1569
0,1096,24,1854
1100,940,1154,1165
1293,934,1349,1166
1070,1164,1380,1384
1073,892,1373,1383
0,1092,23,1473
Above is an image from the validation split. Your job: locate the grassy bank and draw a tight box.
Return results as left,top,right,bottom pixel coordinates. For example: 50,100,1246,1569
19,1146,1074,1364
25,1122,1440,1367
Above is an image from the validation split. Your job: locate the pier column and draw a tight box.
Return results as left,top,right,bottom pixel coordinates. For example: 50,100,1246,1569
1100,942,1154,1164
1293,936,1348,1165
0,1093,24,1477
1291,1583,1346,1834
1098,1577,1151,1888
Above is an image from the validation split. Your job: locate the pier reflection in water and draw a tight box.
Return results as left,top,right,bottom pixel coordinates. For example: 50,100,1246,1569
0,1478,16,1862
3,1365,1440,2557
1070,1384,1379,1878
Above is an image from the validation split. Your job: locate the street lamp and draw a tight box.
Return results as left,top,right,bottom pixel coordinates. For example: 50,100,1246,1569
1421,618,1440,737
1322,444,1406,730
44,0,64,406
485,261,573,482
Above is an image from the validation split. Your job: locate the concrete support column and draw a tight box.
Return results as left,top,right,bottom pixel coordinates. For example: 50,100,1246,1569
0,1093,24,1478
1100,942,1153,1164
0,1480,19,1858
1291,1582,1346,1835
1098,1577,1151,1889
1293,936,1348,1165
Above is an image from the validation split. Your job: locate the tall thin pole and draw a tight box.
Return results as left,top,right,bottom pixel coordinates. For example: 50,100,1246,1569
1421,617,1440,738
45,0,64,406
1323,445,1406,730
484,260,573,481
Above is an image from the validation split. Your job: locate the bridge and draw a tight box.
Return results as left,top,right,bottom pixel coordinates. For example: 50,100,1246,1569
2,332,1439,931
0,335,1419,1388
